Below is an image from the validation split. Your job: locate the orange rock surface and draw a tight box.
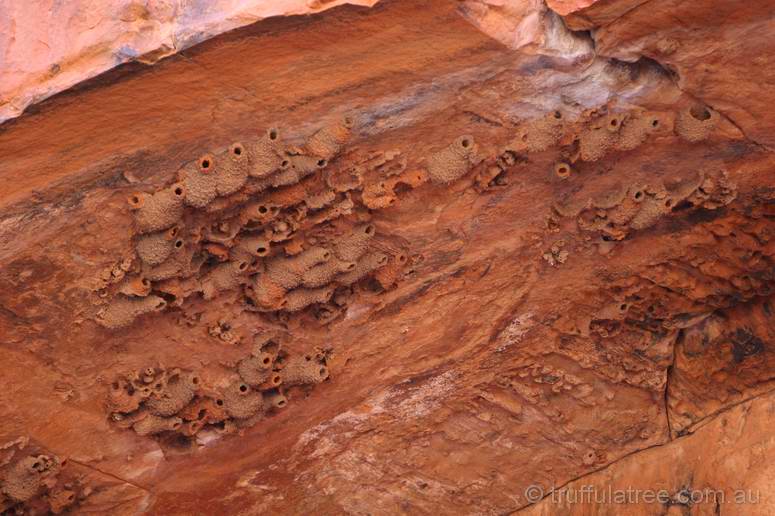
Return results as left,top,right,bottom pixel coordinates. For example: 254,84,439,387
0,0,379,124
0,0,773,514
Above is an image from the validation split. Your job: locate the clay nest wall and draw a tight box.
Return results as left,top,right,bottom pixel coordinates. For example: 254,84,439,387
0,0,774,514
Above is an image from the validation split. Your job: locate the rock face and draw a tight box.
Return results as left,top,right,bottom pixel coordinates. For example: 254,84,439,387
558,0,775,149
459,0,592,57
522,392,775,515
0,0,380,124
0,0,773,514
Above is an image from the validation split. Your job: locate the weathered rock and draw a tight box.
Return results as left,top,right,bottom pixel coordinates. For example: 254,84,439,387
0,0,380,124
555,0,775,149
522,391,775,515
0,0,773,514
459,0,593,58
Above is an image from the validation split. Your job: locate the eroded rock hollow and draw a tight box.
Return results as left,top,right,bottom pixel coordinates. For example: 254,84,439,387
0,0,773,514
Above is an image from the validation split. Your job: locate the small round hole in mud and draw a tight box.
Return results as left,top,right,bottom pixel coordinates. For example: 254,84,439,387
281,159,290,168
239,384,248,393
620,303,628,311
269,129,278,140
399,254,407,263
304,355,312,361
690,105,712,121
319,367,327,377
263,357,271,365
610,118,618,127
200,158,210,169
554,163,571,178
239,262,248,271
130,195,141,205
553,110,562,119
665,199,674,208
651,119,660,128
257,246,267,254
461,138,471,148
317,159,327,168
634,191,643,200
175,240,183,248
258,205,268,214
364,224,376,236
272,375,281,385
174,187,184,196
216,399,224,406
233,145,243,156
277,400,287,407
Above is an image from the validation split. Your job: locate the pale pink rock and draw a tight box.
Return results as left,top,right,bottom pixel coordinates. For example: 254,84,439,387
458,0,593,59
545,0,602,16
0,0,380,124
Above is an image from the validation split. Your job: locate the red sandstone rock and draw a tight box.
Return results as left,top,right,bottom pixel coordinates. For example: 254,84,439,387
554,0,775,149
0,0,380,124
522,392,775,515
0,0,773,514
545,0,602,16
460,0,593,58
